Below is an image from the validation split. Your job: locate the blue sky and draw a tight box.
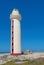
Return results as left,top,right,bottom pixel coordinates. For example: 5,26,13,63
0,0,44,52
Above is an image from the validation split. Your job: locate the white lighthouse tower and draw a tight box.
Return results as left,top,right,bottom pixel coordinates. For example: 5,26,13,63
10,9,21,55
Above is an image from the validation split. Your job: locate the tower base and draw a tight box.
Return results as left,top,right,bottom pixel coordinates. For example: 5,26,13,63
11,53,22,56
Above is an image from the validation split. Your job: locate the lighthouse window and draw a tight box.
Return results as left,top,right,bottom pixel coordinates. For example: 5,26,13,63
12,31,13,33
12,37,13,40
12,26,13,28
12,42,13,45
12,49,13,52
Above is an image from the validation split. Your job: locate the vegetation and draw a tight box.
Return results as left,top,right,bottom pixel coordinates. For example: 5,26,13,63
1,60,44,65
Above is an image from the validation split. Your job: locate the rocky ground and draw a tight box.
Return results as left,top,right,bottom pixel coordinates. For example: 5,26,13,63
0,51,44,64
1,59,44,65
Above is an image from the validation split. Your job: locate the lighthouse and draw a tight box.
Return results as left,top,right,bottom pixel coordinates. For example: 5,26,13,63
10,9,21,55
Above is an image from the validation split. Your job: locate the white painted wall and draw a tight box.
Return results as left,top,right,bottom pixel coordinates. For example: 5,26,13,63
13,19,21,53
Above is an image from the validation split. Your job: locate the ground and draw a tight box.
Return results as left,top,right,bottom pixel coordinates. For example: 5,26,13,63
1,60,44,65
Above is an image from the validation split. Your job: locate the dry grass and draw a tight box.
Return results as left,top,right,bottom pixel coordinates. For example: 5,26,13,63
1,60,44,65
